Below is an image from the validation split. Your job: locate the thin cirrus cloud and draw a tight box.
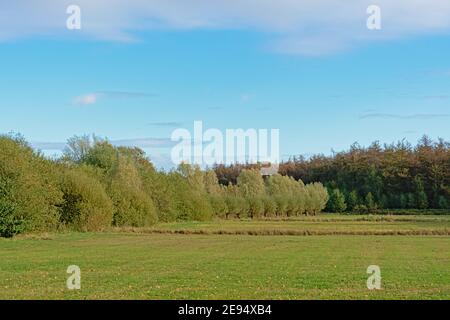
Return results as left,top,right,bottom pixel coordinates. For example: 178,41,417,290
359,113,450,120
73,91,155,106
2,1,450,55
32,137,176,151
147,122,184,127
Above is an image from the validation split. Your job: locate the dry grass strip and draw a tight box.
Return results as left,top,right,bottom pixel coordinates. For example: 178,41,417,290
111,227,450,237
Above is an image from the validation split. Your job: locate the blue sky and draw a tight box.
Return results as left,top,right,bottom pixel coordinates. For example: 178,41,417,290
1,1,449,168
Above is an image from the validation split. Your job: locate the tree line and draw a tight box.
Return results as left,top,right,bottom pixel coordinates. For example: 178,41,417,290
0,134,328,237
214,136,450,213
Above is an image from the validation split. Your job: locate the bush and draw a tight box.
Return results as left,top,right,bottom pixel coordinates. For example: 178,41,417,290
108,157,158,227
0,196,24,238
59,167,113,231
223,195,248,219
167,176,209,221
209,195,228,218
139,162,178,222
353,204,369,214
0,136,62,236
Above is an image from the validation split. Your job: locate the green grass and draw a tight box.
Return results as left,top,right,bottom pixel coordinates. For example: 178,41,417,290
142,214,450,235
0,215,449,300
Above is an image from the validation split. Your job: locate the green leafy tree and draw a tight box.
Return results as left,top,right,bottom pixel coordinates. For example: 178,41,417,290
438,196,449,209
261,196,277,217
237,169,266,197
247,197,264,218
365,192,377,211
326,189,347,213
107,157,158,227
346,190,358,211
414,176,428,209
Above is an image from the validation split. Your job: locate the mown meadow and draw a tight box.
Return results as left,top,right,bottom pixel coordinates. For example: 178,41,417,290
1,134,449,300
1,215,449,299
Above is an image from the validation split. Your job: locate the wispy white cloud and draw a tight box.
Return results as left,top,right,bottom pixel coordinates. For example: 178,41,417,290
147,122,183,127
359,113,450,120
73,90,155,105
32,137,175,151
112,138,175,148
74,93,98,106
2,1,450,55
30,141,67,150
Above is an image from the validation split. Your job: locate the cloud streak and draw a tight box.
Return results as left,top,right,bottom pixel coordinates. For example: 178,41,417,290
359,113,450,120
2,1,450,55
73,91,155,105
147,122,183,127
32,137,175,151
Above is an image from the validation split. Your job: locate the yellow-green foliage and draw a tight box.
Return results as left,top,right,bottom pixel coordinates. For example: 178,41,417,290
108,157,158,227
209,195,228,218
204,170,222,195
139,164,178,222
205,171,330,219
168,171,213,221
0,136,62,236
247,197,264,218
261,196,277,217
1,134,331,237
305,182,329,215
59,166,113,231
237,169,265,197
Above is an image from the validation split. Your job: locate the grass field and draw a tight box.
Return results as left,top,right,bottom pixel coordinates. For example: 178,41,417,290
1,214,449,300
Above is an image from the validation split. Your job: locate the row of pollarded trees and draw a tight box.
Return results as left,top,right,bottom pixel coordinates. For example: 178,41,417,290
0,134,328,237
207,168,329,219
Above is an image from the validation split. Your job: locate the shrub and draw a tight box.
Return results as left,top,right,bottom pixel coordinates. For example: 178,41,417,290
209,195,228,218
168,172,213,221
139,161,178,222
353,204,369,214
108,157,158,227
59,167,113,231
223,193,248,219
0,195,24,238
0,136,62,236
